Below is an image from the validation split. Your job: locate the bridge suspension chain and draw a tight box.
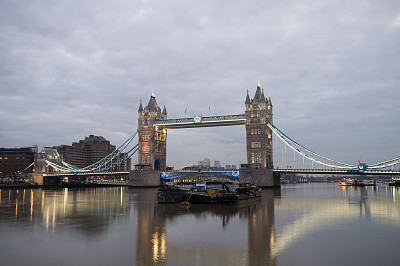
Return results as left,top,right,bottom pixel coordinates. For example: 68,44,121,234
93,144,139,173
268,122,400,170
78,129,138,171
45,144,139,173
45,160,74,172
62,161,80,170
17,162,35,175
364,156,400,169
107,145,139,172
267,122,358,169
45,130,139,173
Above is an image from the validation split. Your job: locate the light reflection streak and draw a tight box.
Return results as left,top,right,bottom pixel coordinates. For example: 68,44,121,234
273,196,400,258
63,188,68,215
393,187,396,202
161,231,166,260
152,231,159,262
32,187,131,235
270,225,275,251
52,191,56,232
152,228,167,264
272,201,357,257
30,190,34,221
46,206,50,232
23,189,25,207
41,190,44,213
15,198,18,219
120,187,123,207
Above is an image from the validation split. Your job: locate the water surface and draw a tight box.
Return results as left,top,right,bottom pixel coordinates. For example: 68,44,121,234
0,184,399,265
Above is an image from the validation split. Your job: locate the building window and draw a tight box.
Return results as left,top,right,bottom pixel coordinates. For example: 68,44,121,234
252,142,261,148
156,144,162,152
142,145,150,152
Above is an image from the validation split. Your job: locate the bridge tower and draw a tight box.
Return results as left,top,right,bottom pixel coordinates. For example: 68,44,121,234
245,81,273,169
137,92,167,170
241,81,277,186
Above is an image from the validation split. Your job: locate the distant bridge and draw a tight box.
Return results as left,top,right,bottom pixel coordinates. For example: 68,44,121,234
274,169,400,176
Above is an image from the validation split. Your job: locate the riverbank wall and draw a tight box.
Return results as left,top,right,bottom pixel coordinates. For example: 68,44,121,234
128,170,161,187
239,169,280,188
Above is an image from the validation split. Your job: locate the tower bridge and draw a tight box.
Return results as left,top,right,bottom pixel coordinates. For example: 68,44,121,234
37,81,400,187
135,82,277,186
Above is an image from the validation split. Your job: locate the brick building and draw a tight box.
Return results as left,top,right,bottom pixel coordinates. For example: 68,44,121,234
0,147,36,177
54,135,131,171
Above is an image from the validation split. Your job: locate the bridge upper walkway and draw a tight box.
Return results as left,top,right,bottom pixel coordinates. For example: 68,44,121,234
153,114,246,129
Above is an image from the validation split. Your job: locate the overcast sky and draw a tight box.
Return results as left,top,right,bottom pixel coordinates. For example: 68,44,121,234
1,0,399,169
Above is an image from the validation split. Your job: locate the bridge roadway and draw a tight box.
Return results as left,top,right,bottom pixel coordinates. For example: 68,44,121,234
44,170,240,178
44,171,130,177
44,169,400,178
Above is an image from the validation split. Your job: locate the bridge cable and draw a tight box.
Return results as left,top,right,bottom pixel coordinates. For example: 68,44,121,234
267,122,358,169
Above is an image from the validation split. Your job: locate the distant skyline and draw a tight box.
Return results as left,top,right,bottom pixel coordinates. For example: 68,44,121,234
1,0,399,169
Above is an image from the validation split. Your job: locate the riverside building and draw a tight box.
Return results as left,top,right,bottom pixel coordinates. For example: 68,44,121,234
54,135,131,171
0,147,37,177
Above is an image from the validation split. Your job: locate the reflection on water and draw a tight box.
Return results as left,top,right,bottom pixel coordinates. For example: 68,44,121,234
0,184,399,265
1,188,130,237
134,188,278,265
274,184,400,266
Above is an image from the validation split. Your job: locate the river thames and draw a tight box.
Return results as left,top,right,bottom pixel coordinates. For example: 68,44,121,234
0,183,399,266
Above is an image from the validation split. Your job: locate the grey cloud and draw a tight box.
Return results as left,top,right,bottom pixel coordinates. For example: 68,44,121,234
0,0,399,169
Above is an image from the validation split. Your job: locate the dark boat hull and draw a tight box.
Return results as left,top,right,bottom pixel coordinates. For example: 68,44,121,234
215,192,239,203
188,191,259,204
187,192,216,203
157,187,187,203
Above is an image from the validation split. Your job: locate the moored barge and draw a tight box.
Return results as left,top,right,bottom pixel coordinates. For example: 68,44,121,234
157,181,262,204
157,185,188,203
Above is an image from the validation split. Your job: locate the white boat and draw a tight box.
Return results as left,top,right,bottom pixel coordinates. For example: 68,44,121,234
339,179,353,186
